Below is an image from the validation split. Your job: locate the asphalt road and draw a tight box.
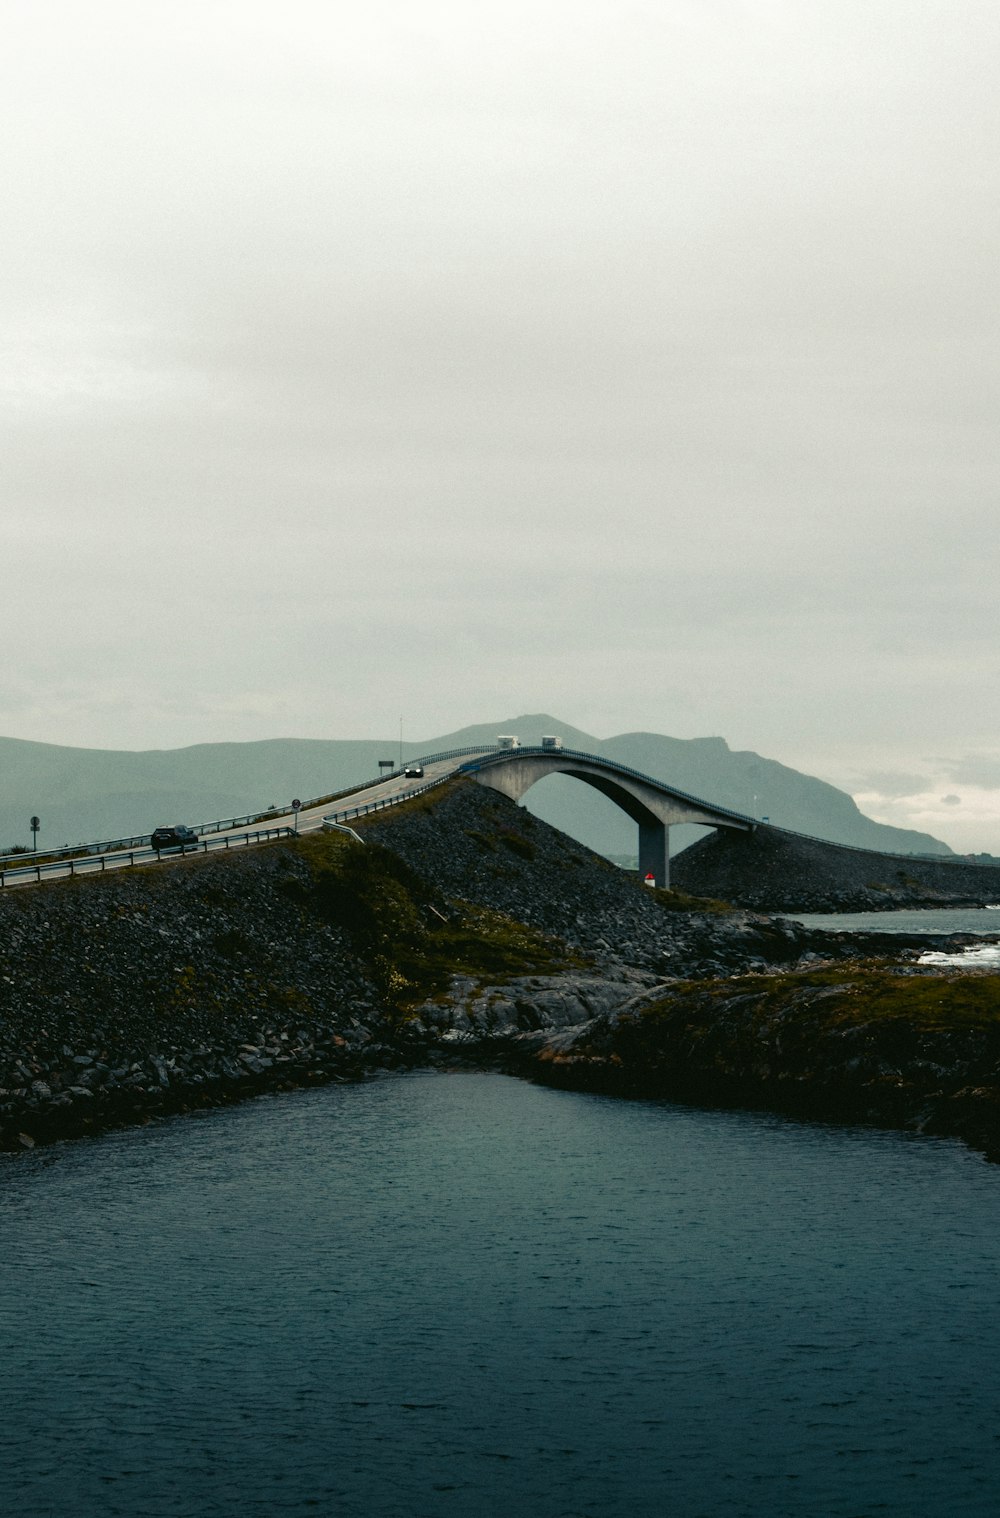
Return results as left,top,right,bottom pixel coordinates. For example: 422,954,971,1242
0,754,473,890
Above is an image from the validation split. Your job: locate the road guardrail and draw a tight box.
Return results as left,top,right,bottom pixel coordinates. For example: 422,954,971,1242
0,826,296,889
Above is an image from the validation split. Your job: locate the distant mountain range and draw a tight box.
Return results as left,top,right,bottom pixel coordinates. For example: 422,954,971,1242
0,713,951,859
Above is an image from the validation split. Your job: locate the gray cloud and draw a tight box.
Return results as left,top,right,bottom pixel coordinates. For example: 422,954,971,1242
5,1,1000,848
852,770,936,798
941,757,1000,791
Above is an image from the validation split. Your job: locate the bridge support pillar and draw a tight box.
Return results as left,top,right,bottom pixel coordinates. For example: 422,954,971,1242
638,821,669,889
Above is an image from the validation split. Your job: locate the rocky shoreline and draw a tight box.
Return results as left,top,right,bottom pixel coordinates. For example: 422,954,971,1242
522,965,1000,1161
2,779,998,1158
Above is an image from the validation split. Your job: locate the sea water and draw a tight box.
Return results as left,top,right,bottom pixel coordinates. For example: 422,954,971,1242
3,1070,1000,1518
791,906,1000,969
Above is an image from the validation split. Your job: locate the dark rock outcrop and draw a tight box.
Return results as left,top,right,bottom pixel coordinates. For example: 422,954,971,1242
0,841,398,1150
1,778,997,1157
524,966,1000,1161
673,824,1000,913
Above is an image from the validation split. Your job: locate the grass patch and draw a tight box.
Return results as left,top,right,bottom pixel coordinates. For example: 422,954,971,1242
653,886,735,914
423,902,575,982
289,829,574,1009
638,962,1000,1034
498,829,536,861
792,966,1000,1030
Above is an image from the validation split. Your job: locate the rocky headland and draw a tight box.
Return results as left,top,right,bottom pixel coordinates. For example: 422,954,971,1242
672,822,1000,912
1,779,998,1158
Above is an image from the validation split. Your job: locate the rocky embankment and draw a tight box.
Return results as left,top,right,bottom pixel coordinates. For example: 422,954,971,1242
529,967,1000,1161
1,778,998,1156
0,840,396,1151
672,823,1000,912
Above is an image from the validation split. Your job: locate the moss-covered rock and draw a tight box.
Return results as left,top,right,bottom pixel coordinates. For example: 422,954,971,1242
529,965,1000,1158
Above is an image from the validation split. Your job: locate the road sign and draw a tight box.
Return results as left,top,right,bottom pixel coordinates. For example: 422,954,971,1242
291,799,302,811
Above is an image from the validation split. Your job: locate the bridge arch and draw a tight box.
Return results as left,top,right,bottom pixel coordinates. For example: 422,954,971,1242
459,748,753,887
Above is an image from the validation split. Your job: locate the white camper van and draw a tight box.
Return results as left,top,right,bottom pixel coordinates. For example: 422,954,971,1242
496,734,521,750
541,735,563,751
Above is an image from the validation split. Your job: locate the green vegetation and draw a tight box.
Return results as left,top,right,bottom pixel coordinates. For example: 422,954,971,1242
426,902,574,979
464,819,540,856
498,828,537,861
637,962,1000,1033
652,886,735,914
291,831,573,1009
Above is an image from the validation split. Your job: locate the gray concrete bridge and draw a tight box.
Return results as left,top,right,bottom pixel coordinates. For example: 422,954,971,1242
0,740,756,891
456,746,755,887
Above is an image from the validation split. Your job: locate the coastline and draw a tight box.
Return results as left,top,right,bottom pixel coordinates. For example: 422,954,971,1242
521,965,1000,1162
3,780,1000,1159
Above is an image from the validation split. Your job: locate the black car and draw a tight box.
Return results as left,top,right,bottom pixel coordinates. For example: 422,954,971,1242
403,765,424,778
150,825,199,853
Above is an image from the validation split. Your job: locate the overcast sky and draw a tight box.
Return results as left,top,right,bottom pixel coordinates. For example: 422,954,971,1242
5,0,999,850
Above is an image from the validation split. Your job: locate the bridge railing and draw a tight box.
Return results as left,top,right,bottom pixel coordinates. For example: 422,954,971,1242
458,747,992,866
322,744,761,836
322,777,451,829
0,798,356,870
739,819,984,869
458,748,998,867
457,745,760,827
0,826,296,889
5,737,981,882
0,744,512,873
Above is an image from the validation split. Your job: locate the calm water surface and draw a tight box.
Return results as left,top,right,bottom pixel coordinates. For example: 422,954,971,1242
3,1071,1000,1518
791,906,1000,934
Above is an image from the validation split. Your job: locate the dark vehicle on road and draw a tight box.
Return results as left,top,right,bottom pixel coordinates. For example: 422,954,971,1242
403,765,424,778
150,825,200,853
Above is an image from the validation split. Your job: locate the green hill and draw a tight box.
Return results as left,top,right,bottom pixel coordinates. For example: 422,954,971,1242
0,714,951,859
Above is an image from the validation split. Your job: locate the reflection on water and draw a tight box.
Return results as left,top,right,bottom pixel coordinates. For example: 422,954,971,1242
3,1071,1000,1518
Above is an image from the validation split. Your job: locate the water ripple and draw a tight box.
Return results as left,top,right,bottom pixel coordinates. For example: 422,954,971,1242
3,1073,1000,1516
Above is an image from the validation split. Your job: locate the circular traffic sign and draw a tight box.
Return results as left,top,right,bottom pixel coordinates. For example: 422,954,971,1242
291,799,302,811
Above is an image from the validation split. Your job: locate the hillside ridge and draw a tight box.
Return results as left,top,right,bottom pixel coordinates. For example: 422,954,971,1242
0,716,950,858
